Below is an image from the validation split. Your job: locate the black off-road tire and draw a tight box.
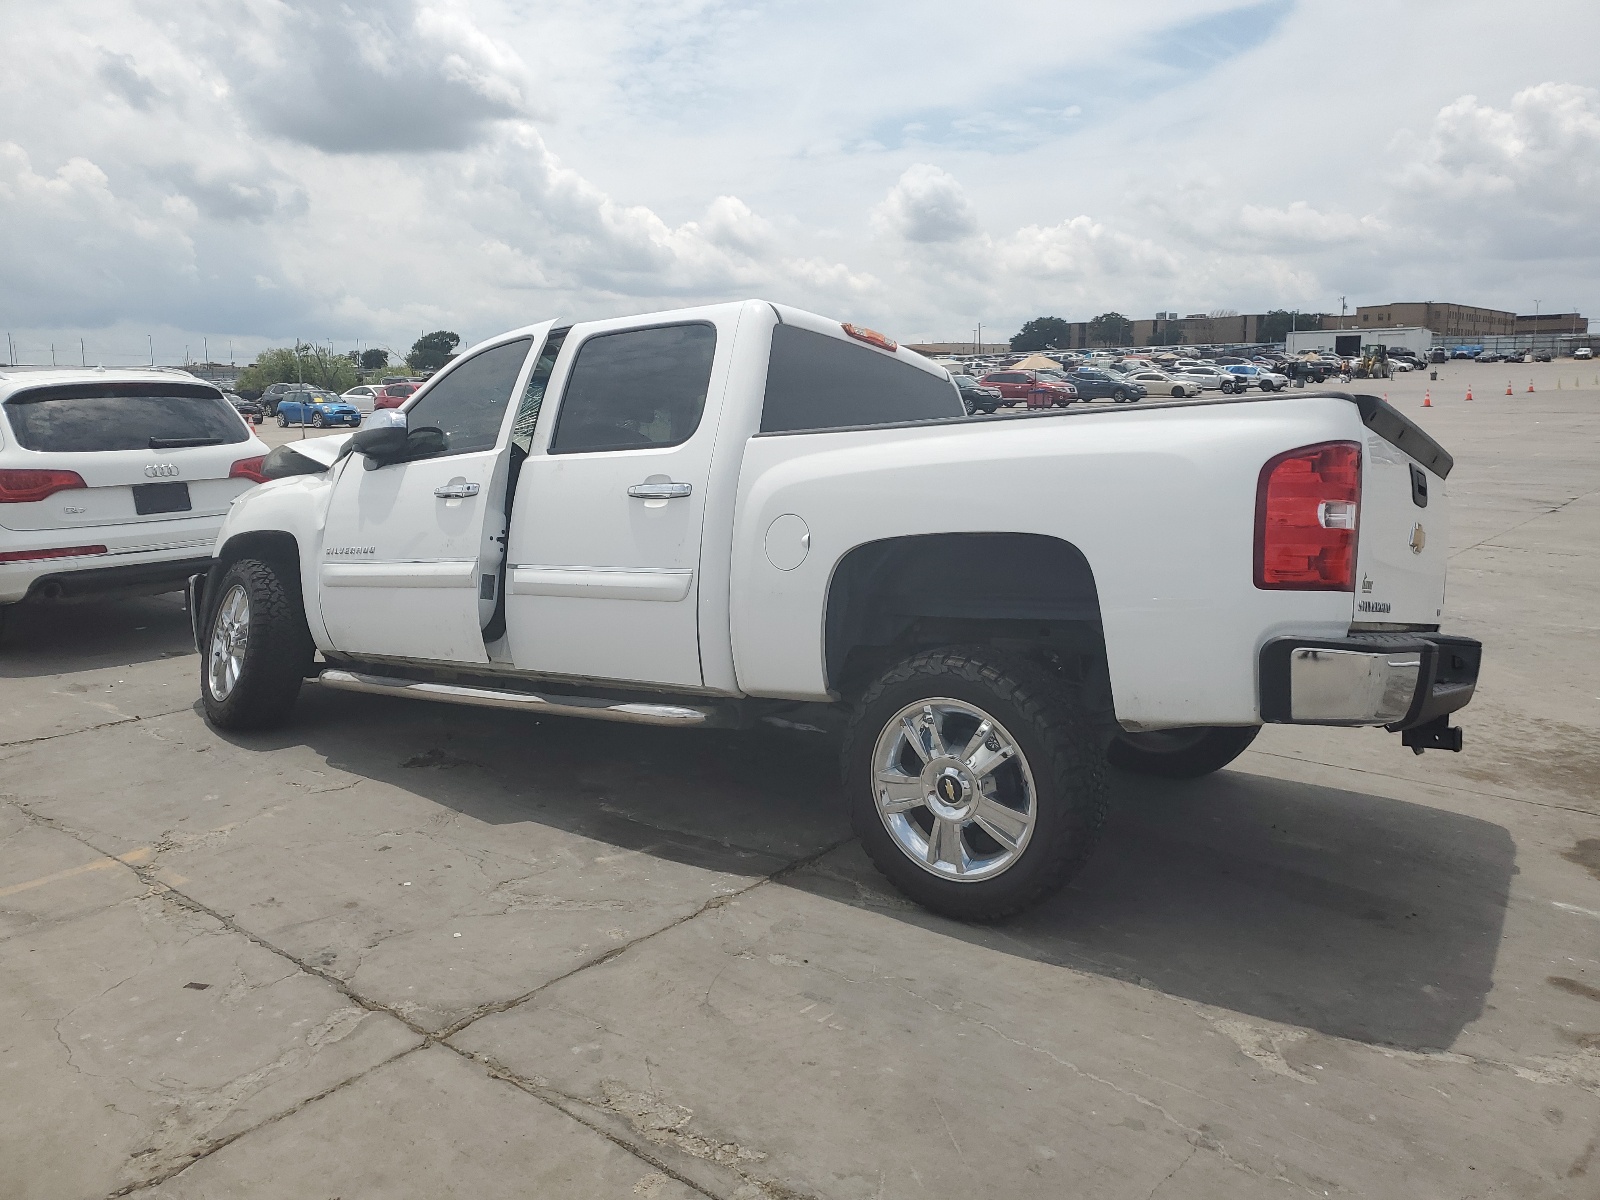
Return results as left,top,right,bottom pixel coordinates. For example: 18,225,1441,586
1107,725,1260,780
842,647,1110,921
199,557,314,731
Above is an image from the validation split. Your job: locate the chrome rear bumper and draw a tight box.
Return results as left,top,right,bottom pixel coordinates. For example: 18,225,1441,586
1259,633,1481,735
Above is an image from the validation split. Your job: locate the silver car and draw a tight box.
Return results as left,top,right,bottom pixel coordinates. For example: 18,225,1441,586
1124,368,1200,398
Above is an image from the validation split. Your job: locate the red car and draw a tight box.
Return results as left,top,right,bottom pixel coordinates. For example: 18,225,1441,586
372,382,420,410
978,370,1078,408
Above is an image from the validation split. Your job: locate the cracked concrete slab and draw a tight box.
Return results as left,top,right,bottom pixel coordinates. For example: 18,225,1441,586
2,699,847,1032
0,824,422,1200
142,1044,705,1200
454,863,1600,1199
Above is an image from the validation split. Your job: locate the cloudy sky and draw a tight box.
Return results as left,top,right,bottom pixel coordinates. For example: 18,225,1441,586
3,0,1598,364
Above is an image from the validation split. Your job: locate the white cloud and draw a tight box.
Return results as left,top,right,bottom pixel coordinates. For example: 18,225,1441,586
872,163,980,244
225,0,535,153
1399,83,1600,256
1,0,1598,360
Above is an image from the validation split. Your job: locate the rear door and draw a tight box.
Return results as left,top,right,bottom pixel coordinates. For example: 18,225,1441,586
504,314,734,687
317,334,540,664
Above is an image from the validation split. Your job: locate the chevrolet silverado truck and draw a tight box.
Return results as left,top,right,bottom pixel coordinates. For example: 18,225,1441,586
189,301,1480,920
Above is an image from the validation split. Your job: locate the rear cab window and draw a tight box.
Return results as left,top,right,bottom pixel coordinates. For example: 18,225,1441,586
2,382,249,451
760,325,963,433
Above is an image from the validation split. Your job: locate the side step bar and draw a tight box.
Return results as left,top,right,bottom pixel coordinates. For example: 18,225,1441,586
315,669,712,727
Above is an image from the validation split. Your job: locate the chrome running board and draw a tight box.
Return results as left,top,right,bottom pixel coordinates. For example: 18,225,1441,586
315,669,711,727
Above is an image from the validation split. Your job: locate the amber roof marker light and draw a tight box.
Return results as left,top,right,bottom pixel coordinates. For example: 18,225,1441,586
840,323,898,353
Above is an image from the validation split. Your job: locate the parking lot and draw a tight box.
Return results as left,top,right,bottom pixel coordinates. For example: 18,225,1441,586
4,364,1599,1199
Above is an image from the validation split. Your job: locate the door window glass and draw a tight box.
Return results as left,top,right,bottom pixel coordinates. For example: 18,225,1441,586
549,323,717,454
404,338,532,455
760,325,963,433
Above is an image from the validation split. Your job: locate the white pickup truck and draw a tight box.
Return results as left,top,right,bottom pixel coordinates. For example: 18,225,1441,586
190,301,1480,919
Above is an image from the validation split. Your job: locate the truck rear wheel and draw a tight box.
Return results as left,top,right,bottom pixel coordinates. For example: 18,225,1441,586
843,647,1109,921
1107,726,1259,779
200,558,314,731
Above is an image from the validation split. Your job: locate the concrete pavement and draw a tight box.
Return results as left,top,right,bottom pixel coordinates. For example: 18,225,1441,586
2,370,1598,1198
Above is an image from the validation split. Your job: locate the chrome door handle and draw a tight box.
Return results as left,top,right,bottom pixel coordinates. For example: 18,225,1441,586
434,482,480,498
627,482,692,499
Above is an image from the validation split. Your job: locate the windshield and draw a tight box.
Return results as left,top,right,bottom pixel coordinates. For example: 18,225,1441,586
4,383,249,452
952,375,978,386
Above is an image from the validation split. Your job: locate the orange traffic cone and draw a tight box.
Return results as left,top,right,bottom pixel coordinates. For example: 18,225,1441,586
1383,392,1389,402
1506,381,1514,395
1528,378,1535,393
1422,390,1432,407
1465,386,1473,401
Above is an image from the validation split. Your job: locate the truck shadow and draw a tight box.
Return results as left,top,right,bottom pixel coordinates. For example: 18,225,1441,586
795,768,1514,1052
0,594,194,677
240,683,1512,1054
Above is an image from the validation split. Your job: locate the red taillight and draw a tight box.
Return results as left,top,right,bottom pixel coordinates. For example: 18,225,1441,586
229,455,269,484
0,544,107,563
0,468,87,504
1254,441,1362,590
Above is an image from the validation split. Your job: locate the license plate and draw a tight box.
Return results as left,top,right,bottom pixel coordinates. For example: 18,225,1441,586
133,481,192,515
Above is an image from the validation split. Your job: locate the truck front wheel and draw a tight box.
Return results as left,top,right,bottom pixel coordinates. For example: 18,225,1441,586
843,647,1109,921
200,558,314,731
1107,726,1259,779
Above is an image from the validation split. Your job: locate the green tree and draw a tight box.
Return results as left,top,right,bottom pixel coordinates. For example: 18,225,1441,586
1259,310,1324,344
1010,317,1073,352
1087,312,1133,346
359,347,390,370
408,330,460,372
236,344,358,395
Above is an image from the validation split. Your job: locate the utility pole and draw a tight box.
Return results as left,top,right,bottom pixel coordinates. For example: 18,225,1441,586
6,332,13,366
80,338,86,366
51,344,56,366
147,334,154,366
203,337,209,367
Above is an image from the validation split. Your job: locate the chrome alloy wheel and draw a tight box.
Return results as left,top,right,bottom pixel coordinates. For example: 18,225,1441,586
871,699,1037,882
207,583,250,701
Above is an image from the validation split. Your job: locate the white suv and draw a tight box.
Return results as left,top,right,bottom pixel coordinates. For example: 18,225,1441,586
0,368,268,611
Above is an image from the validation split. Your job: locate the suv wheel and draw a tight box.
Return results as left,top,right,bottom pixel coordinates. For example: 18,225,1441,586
843,647,1109,920
1107,726,1259,779
201,558,314,731
1111,388,1128,402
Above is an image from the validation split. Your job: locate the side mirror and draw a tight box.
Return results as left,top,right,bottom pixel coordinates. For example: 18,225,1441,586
347,414,409,465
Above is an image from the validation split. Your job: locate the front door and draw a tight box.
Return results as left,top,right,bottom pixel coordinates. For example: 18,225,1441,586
317,335,538,664
504,316,730,688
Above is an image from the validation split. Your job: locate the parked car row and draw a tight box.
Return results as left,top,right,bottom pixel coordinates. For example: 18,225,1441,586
954,355,1307,412
255,379,422,417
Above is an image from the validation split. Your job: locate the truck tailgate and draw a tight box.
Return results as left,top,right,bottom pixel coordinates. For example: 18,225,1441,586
1353,427,1450,627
